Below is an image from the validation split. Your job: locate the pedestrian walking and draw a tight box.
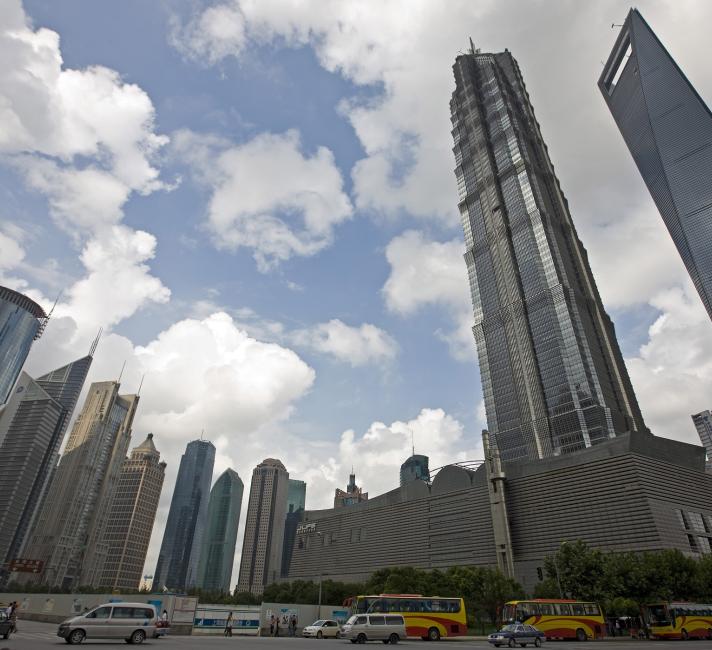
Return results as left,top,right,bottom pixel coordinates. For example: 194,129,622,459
225,612,234,637
274,616,280,637
270,614,275,636
8,601,17,633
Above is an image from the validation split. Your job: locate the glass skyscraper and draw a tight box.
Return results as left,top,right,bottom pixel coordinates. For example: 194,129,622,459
196,468,243,593
0,352,93,585
0,286,47,406
154,439,215,591
400,454,430,486
451,48,647,461
600,10,712,321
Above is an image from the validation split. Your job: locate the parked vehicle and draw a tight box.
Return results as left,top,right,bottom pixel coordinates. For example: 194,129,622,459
489,623,545,648
303,619,342,638
342,614,407,644
57,603,158,645
0,611,13,640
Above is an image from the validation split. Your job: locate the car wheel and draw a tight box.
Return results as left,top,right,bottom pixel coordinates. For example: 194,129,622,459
520,644,527,647
68,629,86,645
681,628,689,641
508,638,516,648
428,627,441,641
494,645,500,648
350,640,357,644
131,630,146,645
3,632,9,640
575,628,586,642
357,633,367,644
389,633,399,644
382,640,390,644
337,631,341,639
534,638,542,647
318,631,323,639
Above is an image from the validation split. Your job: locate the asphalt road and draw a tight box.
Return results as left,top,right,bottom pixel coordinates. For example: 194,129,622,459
3,621,705,650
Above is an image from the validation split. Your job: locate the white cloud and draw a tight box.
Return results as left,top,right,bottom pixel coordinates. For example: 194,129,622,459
383,230,474,361
0,228,25,273
290,319,398,366
174,129,353,271
627,284,712,443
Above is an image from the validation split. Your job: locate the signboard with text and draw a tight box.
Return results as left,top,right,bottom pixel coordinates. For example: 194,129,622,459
9,558,44,573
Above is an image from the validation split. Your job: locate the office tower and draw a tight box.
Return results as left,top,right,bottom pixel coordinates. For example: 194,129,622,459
0,286,48,406
400,454,430,486
236,458,289,595
153,439,215,591
287,479,306,514
691,411,712,471
196,469,243,593
450,47,647,462
600,10,712,321
334,472,369,508
95,434,166,591
0,350,93,584
22,380,138,588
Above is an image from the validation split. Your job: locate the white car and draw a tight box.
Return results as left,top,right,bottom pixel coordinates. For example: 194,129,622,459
303,620,342,638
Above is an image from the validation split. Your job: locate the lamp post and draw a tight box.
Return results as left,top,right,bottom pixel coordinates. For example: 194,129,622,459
552,541,568,599
317,532,323,619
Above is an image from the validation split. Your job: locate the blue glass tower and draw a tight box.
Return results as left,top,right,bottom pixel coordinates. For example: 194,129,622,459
154,439,215,591
196,468,243,593
600,9,712,321
0,286,47,406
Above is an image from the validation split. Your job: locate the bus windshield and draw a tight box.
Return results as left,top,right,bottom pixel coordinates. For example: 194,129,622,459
645,604,671,626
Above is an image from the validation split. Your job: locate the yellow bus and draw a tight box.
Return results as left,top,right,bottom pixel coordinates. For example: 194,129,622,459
348,594,467,640
502,600,604,641
642,602,712,640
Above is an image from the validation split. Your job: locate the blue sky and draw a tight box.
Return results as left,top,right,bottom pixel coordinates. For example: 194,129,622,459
2,0,712,579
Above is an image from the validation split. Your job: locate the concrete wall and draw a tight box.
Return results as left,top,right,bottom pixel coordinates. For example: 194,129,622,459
0,592,196,634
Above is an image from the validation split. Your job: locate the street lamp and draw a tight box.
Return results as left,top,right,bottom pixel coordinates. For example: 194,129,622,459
316,532,323,619
552,541,568,599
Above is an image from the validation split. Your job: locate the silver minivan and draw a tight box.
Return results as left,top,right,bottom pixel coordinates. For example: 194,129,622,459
57,602,158,644
342,614,407,644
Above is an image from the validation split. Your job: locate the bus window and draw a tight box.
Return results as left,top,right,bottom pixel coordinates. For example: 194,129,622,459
583,604,600,616
448,600,461,613
516,603,537,621
538,603,553,616
555,604,571,616
572,603,585,616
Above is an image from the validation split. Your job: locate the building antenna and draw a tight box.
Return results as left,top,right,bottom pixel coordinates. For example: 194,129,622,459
137,374,145,396
89,327,102,356
411,430,415,457
468,37,476,55
117,360,126,383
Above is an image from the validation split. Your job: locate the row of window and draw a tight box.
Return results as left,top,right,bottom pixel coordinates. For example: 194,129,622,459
352,616,405,626
357,598,461,614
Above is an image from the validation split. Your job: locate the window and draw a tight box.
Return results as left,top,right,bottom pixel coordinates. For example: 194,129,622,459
538,603,553,616
584,604,600,616
572,604,585,616
87,607,112,619
356,616,367,625
688,534,700,552
369,616,385,625
386,616,403,626
112,607,134,619
555,604,571,616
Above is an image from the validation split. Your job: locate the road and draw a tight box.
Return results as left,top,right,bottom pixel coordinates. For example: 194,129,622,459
3,621,704,650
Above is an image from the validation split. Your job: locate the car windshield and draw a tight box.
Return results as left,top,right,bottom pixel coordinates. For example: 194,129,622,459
312,620,325,626
346,616,358,625
501,624,517,632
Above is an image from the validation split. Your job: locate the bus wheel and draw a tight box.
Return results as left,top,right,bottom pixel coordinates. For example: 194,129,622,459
681,629,689,640
428,627,440,642
575,629,586,642
706,628,712,640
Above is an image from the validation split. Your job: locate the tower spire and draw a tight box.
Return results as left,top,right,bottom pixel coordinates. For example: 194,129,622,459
89,327,102,356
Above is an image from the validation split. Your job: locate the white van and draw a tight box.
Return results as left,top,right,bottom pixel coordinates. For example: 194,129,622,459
342,614,407,644
57,603,158,645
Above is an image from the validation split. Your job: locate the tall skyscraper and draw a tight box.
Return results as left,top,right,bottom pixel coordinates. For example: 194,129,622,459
334,472,368,508
451,47,647,461
0,286,48,406
0,350,93,585
154,439,215,591
400,454,430,486
196,468,244,593
691,411,712,471
236,458,289,595
94,433,166,591
600,10,712,321
21,380,138,588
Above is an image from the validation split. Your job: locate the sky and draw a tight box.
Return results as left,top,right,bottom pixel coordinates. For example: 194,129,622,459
2,0,712,587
